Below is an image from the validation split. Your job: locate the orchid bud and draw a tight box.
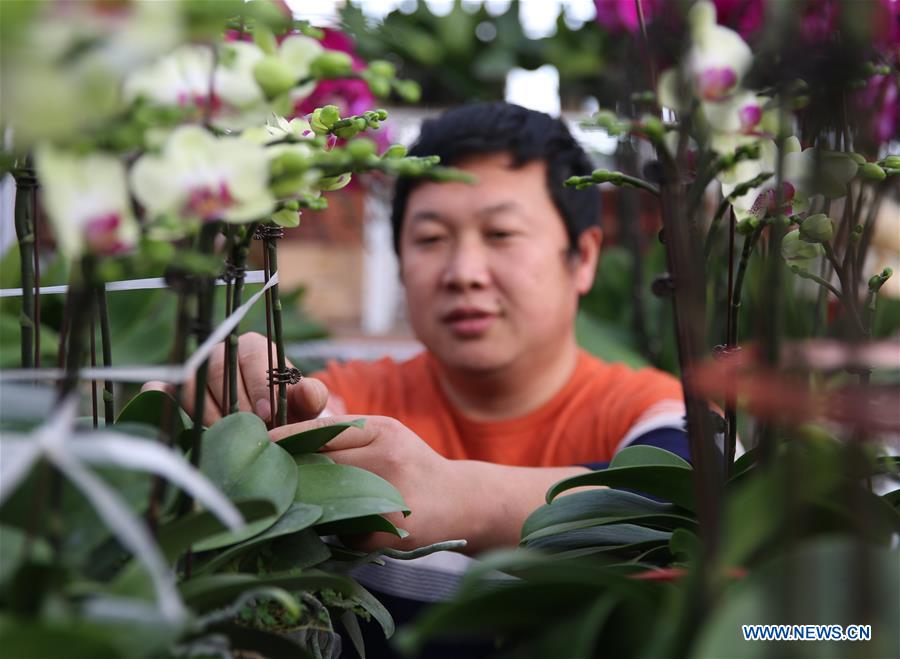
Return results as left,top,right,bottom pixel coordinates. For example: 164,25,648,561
368,60,396,79
270,150,312,177
782,229,824,262
394,79,421,103
860,163,886,181
333,124,360,139
253,57,297,99
850,224,863,242
272,208,301,228
799,213,834,243
346,137,377,160
382,144,407,159
880,155,900,169
849,153,866,165
319,173,352,191
640,115,665,143
282,200,300,211
868,268,893,292
310,50,353,79
366,75,391,98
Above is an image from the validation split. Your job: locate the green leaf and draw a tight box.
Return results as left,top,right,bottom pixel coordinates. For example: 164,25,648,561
522,488,687,540
292,453,334,466
610,445,692,469
884,488,900,510
0,312,59,369
348,580,395,639
0,617,124,659
294,463,409,523
115,390,192,440
547,465,696,511
195,502,323,575
276,419,366,455
194,413,298,550
264,528,332,571
729,447,757,482
692,538,900,659
523,524,670,553
316,514,408,538
522,512,695,545
180,570,356,613
204,622,315,659
669,528,701,563
340,610,366,659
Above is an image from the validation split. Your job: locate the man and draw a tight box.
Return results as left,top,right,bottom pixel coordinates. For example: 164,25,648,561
147,102,687,634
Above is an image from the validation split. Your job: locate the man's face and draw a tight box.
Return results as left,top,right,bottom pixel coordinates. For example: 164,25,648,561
399,152,598,375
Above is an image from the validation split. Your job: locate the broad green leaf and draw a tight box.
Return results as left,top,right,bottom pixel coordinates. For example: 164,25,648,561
610,445,691,469
316,514,408,538
522,512,695,545
348,580,395,639
522,489,687,539
0,617,124,659
110,500,278,600
729,447,757,482
204,622,315,659
195,502,323,575
115,390,192,440
692,538,900,659
0,312,59,369
294,463,409,523
263,528,332,572
669,528,701,563
276,419,366,455
523,524,671,552
194,413,298,550
180,570,356,613
292,452,334,466
547,465,696,511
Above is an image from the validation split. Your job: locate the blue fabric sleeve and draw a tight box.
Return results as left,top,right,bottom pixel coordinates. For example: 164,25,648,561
579,426,692,471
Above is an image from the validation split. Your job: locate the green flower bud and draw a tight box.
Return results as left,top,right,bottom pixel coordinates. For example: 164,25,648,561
782,228,824,264
368,60,396,79
319,173,352,191
353,117,368,131
310,105,341,135
310,50,353,79
282,200,300,211
367,75,391,98
271,175,311,198
320,105,340,127
393,79,421,103
849,152,866,165
880,155,900,169
639,115,665,143
799,213,834,243
346,137,377,160
272,208,300,228
382,144,407,159
270,150,312,177
333,124,360,139
253,56,297,99
868,267,893,292
859,162,886,181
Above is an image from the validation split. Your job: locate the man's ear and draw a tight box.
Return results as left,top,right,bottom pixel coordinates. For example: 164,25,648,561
571,226,603,294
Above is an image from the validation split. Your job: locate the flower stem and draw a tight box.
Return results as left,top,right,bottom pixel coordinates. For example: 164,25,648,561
266,238,288,427
228,223,256,415
96,285,115,424
13,173,35,370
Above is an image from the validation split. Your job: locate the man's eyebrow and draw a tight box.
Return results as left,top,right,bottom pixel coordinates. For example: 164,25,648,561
475,201,521,218
409,210,447,223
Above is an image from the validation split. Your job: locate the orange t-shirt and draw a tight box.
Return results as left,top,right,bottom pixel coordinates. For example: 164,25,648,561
313,350,685,467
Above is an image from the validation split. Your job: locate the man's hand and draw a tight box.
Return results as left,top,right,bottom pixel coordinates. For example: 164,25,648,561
143,331,329,426
270,416,590,554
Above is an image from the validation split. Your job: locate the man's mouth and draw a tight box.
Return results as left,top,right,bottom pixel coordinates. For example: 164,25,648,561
441,308,498,337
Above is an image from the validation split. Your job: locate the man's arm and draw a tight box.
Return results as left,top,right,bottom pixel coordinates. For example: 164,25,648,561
271,415,589,555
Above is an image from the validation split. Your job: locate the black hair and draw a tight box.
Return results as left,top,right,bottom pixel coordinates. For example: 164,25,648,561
390,101,600,255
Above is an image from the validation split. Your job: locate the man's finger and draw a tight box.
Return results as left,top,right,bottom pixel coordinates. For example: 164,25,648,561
287,377,330,422
238,332,287,419
268,414,376,450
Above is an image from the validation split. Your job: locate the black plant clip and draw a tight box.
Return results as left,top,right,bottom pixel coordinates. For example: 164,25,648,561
220,261,246,284
253,225,284,241
268,366,303,386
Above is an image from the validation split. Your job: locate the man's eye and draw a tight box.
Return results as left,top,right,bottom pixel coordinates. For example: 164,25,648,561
415,235,444,245
487,230,514,240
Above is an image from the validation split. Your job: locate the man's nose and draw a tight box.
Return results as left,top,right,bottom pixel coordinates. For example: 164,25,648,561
440,239,490,291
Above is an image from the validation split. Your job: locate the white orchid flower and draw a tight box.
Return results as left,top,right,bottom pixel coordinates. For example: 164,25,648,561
0,396,244,622
130,125,275,224
123,42,267,129
241,114,316,145
722,137,858,223
35,146,139,260
687,1,753,101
